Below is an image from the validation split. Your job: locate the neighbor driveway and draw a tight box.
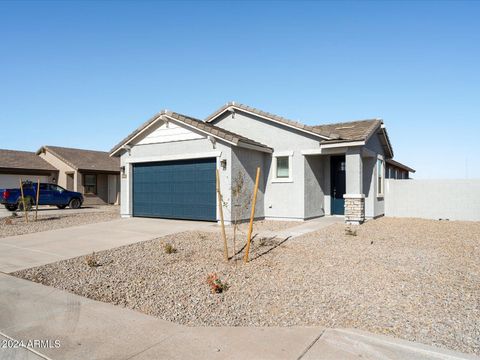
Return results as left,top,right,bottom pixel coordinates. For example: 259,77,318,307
0,217,216,273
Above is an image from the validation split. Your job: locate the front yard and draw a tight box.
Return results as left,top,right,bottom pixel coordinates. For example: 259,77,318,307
0,206,120,238
12,217,480,355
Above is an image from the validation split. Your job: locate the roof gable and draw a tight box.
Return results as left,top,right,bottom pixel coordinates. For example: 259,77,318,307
38,146,120,172
110,110,272,156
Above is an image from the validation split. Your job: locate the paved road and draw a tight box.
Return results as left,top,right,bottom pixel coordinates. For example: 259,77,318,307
0,217,215,273
0,274,477,360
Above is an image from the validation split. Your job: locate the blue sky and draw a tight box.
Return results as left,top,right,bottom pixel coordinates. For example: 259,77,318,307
1,1,479,179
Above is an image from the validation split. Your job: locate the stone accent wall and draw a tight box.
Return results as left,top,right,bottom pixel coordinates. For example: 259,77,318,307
344,195,365,224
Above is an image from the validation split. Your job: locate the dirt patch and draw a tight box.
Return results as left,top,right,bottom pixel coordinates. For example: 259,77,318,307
13,217,480,355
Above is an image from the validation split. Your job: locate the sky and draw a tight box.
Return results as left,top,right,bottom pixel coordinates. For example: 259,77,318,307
1,0,479,179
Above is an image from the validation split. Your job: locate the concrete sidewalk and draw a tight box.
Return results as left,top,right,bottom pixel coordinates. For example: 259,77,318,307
1,274,477,360
0,217,215,273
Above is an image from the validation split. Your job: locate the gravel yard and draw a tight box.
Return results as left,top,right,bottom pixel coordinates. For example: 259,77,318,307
0,207,119,238
13,217,480,355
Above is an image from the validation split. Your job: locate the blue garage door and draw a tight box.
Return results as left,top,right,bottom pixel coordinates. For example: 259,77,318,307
133,158,216,221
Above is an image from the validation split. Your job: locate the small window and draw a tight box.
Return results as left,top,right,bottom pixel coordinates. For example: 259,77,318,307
84,174,97,195
377,158,384,196
276,156,289,178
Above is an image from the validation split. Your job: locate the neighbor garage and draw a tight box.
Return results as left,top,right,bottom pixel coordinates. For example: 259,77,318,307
0,149,58,190
132,158,216,221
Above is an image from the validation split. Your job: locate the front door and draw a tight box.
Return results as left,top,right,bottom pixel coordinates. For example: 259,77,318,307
331,156,346,215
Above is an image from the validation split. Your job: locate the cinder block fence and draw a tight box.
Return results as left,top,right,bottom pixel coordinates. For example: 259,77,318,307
384,179,480,222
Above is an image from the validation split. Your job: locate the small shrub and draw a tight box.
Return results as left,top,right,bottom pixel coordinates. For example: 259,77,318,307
4,218,13,225
345,227,357,236
164,243,177,254
206,273,229,294
85,252,100,267
10,212,18,218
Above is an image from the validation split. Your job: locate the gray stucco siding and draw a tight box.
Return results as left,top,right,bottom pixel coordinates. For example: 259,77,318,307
212,111,323,220
304,156,327,219
363,133,386,218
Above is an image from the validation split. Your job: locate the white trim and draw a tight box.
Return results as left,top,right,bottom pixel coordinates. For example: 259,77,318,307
321,141,365,149
301,148,323,155
207,106,331,140
376,154,385,197
124,151,222,164
163,115,238,146
237,141,273,153
343,194,365,199
110,114,163,156
272,152,293,183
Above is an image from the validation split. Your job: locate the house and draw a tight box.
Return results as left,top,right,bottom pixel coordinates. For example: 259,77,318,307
37,146,120,205
0,149,59,189
386,159,415,179
110,102,410,224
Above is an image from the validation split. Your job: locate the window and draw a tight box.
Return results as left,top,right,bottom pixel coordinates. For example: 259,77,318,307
272,152,293,182
84,174,97,195
276,156,289,178
377,158,385,196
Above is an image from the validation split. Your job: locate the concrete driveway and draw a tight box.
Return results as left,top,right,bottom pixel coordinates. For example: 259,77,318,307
0,217,216,273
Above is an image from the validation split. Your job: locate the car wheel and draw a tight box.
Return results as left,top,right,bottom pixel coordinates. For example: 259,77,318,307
18,197,33,211
5,204,18,211
69,198,81,209
57,205,67,209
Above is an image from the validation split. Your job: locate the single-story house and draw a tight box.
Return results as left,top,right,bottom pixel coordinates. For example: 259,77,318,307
386,159,415,179
0,149,58,189
37,146,120,205
111,102,412,224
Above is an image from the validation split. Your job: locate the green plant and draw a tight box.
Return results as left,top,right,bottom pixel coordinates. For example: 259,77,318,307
164,243,177,254
206,273,229,293
345,227,357,236
85,252,100,267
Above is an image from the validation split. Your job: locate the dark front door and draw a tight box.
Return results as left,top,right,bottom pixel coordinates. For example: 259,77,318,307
132,158,216,221
331,156,346,215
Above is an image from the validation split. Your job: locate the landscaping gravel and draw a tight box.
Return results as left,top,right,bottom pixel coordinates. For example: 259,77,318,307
0,207,119,238
13,217,480,355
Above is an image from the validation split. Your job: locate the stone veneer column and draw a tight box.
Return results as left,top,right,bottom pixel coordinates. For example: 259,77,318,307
343,194,365,224
345,148,365,224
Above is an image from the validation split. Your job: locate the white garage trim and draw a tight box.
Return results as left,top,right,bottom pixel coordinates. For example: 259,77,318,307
124,151,222,164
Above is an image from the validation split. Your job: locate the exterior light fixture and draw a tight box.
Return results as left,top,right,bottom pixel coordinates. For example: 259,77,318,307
220,159,227,170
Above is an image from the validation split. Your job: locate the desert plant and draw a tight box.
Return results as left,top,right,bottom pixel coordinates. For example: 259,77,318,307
206,273,229,293
345,227,357,236
85,252,100,267
164,243,177,254
4,218,13,225
230,171,253,261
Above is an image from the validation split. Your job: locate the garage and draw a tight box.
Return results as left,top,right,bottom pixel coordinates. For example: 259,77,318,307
132,158,216,221
0,174,50,189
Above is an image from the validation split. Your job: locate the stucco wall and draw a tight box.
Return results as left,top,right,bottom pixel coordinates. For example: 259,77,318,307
212,111,322,220
79,172,110,205
304,156,327,218
119,137,232,220
364,133,386,218
385,179,480,221
230,147,266,221
39,151,76,189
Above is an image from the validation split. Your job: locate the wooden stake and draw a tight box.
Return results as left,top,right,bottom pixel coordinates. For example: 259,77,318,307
216,169,228,261
35,178,40,221
244,167,260,264
19,178,28,223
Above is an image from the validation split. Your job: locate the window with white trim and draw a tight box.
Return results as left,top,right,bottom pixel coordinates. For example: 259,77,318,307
377,158,385,196
272,152,293,182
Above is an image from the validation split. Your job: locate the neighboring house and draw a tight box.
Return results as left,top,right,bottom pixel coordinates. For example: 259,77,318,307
386,159,415,179
111,102,412,224
37,146,120,205
0,149,58,189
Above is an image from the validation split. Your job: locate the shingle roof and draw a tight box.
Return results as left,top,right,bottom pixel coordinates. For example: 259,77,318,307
0,149,58,171
386,159,415,173
205,102,332,139
38,146,120,172
206,102,393,157
312,119,382,142
110,110,272,156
